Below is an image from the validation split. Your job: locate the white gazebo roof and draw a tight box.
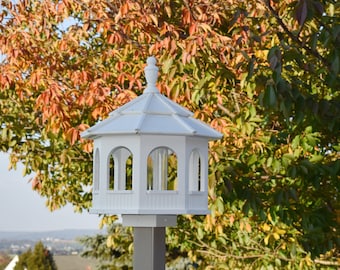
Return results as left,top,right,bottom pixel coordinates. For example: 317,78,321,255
5,255,19,270
81,57,222,140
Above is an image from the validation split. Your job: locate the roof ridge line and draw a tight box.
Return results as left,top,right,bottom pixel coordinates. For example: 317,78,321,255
157,94,193,117
134,93,154,131
172,114,196,134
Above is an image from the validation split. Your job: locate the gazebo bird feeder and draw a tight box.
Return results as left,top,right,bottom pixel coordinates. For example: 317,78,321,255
81,56,222,269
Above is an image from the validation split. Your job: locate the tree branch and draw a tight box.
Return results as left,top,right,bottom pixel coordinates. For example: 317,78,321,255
263,0,330,69
314,259,340,267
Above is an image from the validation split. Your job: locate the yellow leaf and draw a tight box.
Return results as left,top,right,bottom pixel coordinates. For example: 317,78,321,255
128,243,133,253
229,215,235,226
273,232,280,240
216,224,223,234
149,14,158,26
245,222,252,233
306,257,313,266
240,221,244,231
275,228,286,235
264,234,270,245
262,223,271,232
204,215,214,231
268,212,273,223
165,5,171,17
106,235,114,247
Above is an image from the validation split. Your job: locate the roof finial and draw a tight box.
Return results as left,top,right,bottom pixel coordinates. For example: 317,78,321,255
144,56,159,93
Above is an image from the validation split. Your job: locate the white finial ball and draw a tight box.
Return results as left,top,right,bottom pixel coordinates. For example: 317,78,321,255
147,56,157,66
144,56,159,91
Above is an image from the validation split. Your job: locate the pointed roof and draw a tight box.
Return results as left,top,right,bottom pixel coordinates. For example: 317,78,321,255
5,255,19,270
81,57,222,140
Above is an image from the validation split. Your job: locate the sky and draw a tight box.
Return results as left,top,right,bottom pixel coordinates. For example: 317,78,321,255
0,9,103,232
0,152,101,231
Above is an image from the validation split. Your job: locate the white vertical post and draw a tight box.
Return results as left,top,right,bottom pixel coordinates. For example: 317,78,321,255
150,148,168,190
189,150,200,191
158,148,168,190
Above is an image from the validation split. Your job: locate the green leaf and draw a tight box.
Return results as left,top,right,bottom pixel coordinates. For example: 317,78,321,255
282,153,294,167
263,85,277,108
247,154,257,166
333,144,340,151
162,57,173,74
309,154,323,163
197,227,204,240
291,135,300,149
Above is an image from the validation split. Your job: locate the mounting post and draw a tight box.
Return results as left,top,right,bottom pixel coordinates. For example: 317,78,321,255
122,215,177,270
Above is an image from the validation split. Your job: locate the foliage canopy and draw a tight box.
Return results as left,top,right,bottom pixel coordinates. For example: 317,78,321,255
1,0,339,268
14,241,57,270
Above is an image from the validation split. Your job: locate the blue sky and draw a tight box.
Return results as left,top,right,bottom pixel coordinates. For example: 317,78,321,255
0,152,101,231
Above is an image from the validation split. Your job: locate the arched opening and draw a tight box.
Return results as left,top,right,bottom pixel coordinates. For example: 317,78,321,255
93,148,100,191
147,147,177,191
108,147,133,191
189,150,203,192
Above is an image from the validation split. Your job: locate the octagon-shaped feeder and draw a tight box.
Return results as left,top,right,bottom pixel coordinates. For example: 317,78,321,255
81,57,222,216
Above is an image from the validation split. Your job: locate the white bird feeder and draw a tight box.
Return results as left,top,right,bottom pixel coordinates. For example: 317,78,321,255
81,57,221,216
81,56,222,269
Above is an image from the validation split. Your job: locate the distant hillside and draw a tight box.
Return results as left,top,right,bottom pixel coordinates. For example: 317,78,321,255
0,229,102,241
54,255,99,270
